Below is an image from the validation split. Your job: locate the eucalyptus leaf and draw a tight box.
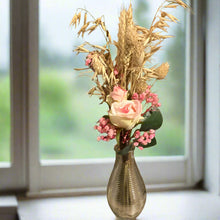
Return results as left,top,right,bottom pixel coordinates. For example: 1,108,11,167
140,109,163,131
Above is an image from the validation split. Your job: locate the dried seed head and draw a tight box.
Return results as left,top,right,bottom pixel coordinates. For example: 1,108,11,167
135,79,148,94
70,14,78,27
77,12,81,24
156,62,169,79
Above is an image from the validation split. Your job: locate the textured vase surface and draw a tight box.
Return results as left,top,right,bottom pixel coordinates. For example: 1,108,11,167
107,149,146,219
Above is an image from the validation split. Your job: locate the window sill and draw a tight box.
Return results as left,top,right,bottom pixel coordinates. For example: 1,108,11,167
0,196,17,220
18,190,220,220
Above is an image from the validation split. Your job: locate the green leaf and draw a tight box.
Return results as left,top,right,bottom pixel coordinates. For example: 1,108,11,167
142,137,157,148
140,109,163,131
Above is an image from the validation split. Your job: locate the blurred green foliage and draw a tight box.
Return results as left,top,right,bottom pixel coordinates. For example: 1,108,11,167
134,0,150,27
0,76,10,162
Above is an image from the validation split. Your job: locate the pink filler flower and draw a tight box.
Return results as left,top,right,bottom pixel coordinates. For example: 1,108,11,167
94,117,117,142
133,129,156,150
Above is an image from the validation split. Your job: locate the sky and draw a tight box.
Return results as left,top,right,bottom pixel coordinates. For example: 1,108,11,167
39,0,173,55
0,0,185,69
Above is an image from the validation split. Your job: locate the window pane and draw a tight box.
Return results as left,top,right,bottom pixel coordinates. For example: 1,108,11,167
0,0,10,162
40,0,186,159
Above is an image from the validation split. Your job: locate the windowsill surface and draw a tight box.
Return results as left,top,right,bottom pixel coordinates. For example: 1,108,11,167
0,196,17,214
18,190,220,220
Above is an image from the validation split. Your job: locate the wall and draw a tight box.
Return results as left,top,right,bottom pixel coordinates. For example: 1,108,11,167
204,0,220,195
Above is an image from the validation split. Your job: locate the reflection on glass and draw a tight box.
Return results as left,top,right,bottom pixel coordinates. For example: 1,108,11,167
40,0,186,160
0,1,10,162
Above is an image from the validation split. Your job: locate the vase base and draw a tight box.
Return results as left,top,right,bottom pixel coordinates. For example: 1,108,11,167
116,217,137,220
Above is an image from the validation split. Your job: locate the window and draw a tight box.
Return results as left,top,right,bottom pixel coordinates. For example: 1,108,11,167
0,0,10,163
39,0,186,160
0,0,204,194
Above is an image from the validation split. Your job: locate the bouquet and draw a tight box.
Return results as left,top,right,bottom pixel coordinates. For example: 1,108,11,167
71,0,188,155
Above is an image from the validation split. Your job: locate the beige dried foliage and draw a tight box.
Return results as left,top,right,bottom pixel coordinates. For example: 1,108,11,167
134,78,149,94
168,0,188,8
77,12,81,24
146,62,170,80
70,14,77,27
77,22,90,37
71,0,189,102
155,62,170,79
84,13,87,25
106,30,112,43
89,52,108,79
115,9,127,72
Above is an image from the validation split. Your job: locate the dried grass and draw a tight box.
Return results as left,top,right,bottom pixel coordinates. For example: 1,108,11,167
71,0,189,103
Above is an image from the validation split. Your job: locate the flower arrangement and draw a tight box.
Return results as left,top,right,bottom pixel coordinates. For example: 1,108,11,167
71,0,188,155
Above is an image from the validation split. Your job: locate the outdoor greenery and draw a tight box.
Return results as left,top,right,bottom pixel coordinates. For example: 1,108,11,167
0,0,185,161
0,76,10,162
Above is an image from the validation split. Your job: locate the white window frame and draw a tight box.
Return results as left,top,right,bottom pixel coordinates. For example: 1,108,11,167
0,0,26,192
0,0,205,195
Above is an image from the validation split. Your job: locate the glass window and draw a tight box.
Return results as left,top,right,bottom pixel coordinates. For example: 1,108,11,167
39,0,186,160
0,0,10,162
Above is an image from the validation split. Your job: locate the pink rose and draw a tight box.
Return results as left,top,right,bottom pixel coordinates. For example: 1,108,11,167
110,86,127,102
109,100,143,130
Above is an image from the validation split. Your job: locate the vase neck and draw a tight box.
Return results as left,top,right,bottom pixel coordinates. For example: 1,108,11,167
115,150,134,162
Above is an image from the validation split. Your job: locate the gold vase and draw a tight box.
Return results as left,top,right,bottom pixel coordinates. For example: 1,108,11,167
107,148,147,219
